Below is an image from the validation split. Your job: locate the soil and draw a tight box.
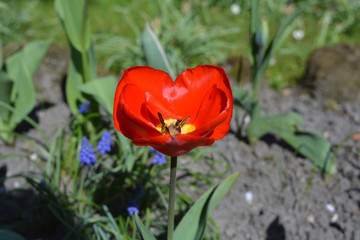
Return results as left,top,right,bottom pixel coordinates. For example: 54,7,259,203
0,46,359,240
212,85,360,240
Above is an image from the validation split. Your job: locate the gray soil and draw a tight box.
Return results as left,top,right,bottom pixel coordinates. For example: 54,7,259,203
0,46,359,239
212,85,360,240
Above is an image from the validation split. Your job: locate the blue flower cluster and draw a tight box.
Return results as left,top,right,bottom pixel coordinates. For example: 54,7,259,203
150,147,167,165
79,132,112,165
79,137,96,166
97,131,111,155
79,100,90,114
127,200,139,216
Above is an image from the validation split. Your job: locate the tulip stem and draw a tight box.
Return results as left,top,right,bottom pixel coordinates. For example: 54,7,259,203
168,156,177,240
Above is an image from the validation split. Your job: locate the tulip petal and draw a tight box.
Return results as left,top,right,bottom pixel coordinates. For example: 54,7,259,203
113,66,173,132
118,84,161,139
171,65,233,122
132,134,214,156
122,66,174,101
190,85,230,138
113,65,233,156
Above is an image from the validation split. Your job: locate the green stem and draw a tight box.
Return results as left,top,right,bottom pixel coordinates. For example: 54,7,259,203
81,0,90,83
81,51,90,83
167,156,177,240
252,45,263,101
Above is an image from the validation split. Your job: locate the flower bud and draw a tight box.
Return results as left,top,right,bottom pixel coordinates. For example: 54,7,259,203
255,19,269,47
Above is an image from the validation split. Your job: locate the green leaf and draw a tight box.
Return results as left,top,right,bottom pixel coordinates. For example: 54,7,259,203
251,7,302,100
114,131,135,172
0,72,13,120
246,112,303,143
79,76,117,115
250,0,260,68
87,41,97,80
316,11,332,47
65,39,97,114
102,205,124,240
0,116,13,143
250,0,259,36
232,86,260,118
258,9,303,81
0,229,26,240
0,39,2,67
246,113,335,174
66,52,84,114
141,22,175,80
55,0,91,52
8,41,51,77
6,41,50,125
280,130,336,174
125,152,136,172
134,213,157,240
174,172,239,240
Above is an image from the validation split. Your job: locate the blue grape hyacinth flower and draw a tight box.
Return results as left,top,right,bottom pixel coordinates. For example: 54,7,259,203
150,147,167,165
127,200,139,216
79,137,96,166
97,131,111,155
79,100,90,114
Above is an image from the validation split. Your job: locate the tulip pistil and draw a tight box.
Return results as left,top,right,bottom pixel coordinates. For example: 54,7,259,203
157,113,194,136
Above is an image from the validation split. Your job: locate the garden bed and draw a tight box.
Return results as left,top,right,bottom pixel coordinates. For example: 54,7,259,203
1,46,359,239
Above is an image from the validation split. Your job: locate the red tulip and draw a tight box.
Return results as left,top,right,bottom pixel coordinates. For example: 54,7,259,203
113,65,233,156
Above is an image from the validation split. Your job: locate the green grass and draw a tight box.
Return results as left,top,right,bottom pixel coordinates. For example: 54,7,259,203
3,0,360,87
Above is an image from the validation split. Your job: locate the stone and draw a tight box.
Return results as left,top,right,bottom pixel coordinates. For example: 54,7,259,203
301,44,360,104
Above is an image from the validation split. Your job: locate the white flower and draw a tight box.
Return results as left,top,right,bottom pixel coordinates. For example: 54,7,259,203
292,29,305,40
230,3,241,15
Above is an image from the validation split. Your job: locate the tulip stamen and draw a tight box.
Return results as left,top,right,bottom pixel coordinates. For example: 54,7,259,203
157,113,192,136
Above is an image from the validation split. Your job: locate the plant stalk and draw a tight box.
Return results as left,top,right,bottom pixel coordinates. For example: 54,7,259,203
252,45,263,101
81,0,90,83
167,156,177,240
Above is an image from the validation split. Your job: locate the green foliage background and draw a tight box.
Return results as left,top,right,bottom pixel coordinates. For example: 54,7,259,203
2,0,359,88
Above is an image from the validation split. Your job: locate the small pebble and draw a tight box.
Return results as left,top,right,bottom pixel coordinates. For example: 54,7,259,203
30,153,38,161
244,115,251,125
326,204,335,213
282,88,292,97
245,192,253,203
13,181,20,188
225,227,236,237
331,213,339,223
300,177,306,183
38,111,45,118
307,214,315,224
323,131,329,139
354,114,360,122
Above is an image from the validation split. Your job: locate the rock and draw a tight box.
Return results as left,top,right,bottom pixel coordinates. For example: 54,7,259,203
32,45,70,103
301,44,360,104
